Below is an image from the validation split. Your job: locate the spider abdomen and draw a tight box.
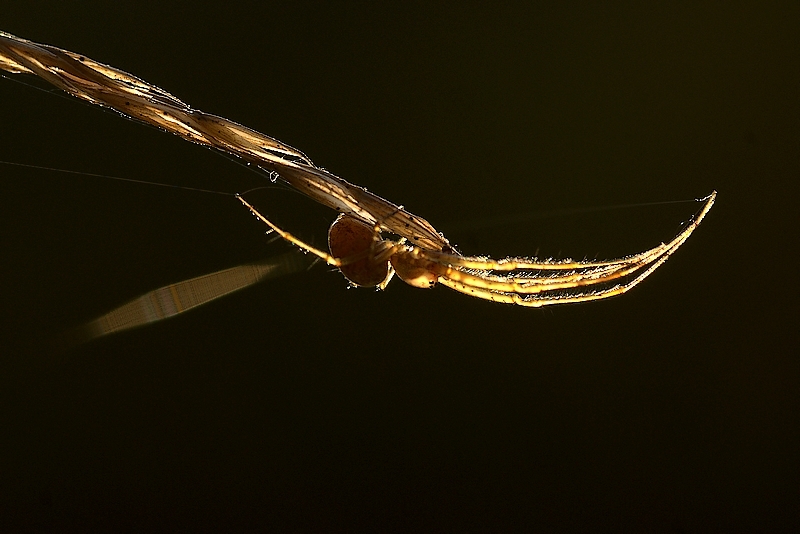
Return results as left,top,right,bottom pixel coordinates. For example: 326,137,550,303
328,214,392,288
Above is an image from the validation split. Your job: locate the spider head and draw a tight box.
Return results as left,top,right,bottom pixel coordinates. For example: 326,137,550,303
390,253,438,289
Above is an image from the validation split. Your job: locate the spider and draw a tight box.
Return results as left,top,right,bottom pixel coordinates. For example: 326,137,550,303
0,30,715,332
237,192,714,307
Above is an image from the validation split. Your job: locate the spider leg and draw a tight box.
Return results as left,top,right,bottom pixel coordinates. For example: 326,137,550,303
437,228,690,306
237,194,342,266
399,246,642,288
426,191,715,305
410,236,681,274
406,242,670,272
437,256,655,306
403,220,685,294
409,192,715,274
415,256,651,294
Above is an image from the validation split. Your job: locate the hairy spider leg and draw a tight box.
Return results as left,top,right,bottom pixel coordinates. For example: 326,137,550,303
433,192,716,306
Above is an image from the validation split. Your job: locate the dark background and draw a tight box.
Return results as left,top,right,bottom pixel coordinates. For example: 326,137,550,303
1,2,797,531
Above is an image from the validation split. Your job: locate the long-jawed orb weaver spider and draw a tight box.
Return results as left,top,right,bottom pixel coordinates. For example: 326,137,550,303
0,31,715,338
237,192,714,307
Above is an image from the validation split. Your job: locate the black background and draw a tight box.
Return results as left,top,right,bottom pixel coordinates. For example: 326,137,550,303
1,2,797,531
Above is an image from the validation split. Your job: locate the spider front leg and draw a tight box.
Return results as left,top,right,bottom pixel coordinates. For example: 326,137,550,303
397,191,716,306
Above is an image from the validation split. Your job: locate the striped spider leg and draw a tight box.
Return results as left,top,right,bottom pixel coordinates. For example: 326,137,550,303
238,192,715,307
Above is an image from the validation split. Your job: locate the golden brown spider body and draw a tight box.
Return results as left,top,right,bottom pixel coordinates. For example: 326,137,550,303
328,214,441,290
238,193,715,307
327,214,394,289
